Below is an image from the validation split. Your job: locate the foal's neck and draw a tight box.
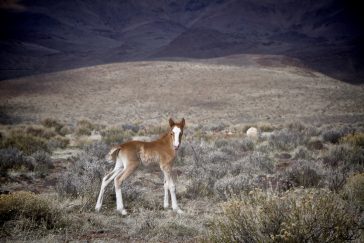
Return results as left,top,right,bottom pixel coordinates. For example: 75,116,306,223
157,129,173,145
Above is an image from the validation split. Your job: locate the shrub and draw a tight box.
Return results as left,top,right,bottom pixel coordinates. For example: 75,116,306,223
322,144,364,172
47,136,69,150
0,148,34,175
122,123,142,133
0,191,66,237
322,127,354,144
83,141,109,160
292,146,312,160
342,173,364,210
56,151,110,209
286,121,305,132
25,125,57,139
75,120,96,136
209,189,361,242
243,151,274,174
1,134,50,155
269,128,308,151
340,133,364,147
101,127,128,145
282,160,322,188
258,123,275,132
31,151,53,177
214,174,256,200
41,118,64,134
306,139,324,150
239,137,255,151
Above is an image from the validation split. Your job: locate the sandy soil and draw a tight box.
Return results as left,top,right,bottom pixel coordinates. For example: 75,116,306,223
1,55,363,126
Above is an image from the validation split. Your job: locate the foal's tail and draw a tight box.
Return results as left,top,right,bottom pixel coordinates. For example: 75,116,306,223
105,147,121,163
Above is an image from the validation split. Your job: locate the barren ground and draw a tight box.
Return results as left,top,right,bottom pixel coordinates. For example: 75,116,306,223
1,54,363,127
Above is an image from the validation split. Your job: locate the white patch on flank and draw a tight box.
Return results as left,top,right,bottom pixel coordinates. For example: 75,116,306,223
172,126,181,148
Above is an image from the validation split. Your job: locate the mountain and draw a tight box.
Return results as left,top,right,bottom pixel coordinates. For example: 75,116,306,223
0,0,363,83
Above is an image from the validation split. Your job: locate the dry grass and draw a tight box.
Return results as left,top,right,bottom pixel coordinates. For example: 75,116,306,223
0,58,364,241
209,188,361,242
1,121,364,241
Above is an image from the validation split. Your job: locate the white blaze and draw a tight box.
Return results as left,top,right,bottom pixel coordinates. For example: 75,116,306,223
172,126,181,147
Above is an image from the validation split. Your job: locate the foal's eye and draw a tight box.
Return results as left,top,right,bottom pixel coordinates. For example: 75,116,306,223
171,132,173,135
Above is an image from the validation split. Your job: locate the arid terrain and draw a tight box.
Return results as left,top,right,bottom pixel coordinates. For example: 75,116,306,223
1,55,363,126
1,0,364,242
0,56,364,242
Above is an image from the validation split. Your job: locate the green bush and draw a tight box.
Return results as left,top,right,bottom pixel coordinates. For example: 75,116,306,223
306,139,324,150
342,173,364,210
209,189,361,242
24,126,57,139
283,160,322,188
0,148,34,175
41,118,65,135
341,133,364,147
56,149,109,209
1,134,50,155
0,191,66,237
47,135,69,150
322,144,364,171
31,151,53,177
75,119,96,136
101,127,130,145
322,127,354,144
269,128,308,151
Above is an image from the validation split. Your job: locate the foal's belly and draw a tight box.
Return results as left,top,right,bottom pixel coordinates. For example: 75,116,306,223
138,148,160,167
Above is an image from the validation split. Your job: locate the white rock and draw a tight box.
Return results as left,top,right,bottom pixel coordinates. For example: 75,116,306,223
246,127,258,138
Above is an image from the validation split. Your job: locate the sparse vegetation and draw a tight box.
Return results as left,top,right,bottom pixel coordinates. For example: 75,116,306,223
75,119,97,136
342,173,364,210
1,120,364,241
56,147,109,209
1,133,50,155
341,133,364,147
209,189,361,242
0,147,34,175
41,118,66,135
101,127,128,145
0,191,67,238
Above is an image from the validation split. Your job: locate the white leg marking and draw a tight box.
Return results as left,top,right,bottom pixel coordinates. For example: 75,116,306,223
114,155,129,215
167,175,183,214
163,179,169,209
95,166,123,212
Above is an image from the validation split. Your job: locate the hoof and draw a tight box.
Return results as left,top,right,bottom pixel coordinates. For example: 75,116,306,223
95,206,101,212
117,209,128,216
174,208,184,214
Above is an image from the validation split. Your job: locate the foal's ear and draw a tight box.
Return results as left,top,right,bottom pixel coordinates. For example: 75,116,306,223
169,118,175,127
181,118,185,128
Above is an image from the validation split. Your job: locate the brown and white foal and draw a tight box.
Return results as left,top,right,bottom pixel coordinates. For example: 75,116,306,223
95,118,185,215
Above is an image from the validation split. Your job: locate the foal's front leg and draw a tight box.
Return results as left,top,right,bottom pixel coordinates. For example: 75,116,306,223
163,177,169,209
162,167,183,214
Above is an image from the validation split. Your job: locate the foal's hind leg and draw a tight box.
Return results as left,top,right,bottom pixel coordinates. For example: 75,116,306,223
114,161,138,215
95,160,123,212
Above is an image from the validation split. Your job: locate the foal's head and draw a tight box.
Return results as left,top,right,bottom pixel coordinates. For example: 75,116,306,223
169,118,185,150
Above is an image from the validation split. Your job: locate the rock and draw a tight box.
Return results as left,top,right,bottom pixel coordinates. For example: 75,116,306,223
246,127,258,139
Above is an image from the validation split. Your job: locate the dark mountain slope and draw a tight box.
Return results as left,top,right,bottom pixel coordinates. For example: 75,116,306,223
0,0,363,83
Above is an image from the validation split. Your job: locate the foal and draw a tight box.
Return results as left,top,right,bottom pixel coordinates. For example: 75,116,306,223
95,118,185,215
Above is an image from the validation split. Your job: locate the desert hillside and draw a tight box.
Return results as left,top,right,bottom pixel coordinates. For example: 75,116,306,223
1,55,363,126
1,1,364,242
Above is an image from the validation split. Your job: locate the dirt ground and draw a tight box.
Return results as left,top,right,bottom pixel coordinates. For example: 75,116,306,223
1,54,363,127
